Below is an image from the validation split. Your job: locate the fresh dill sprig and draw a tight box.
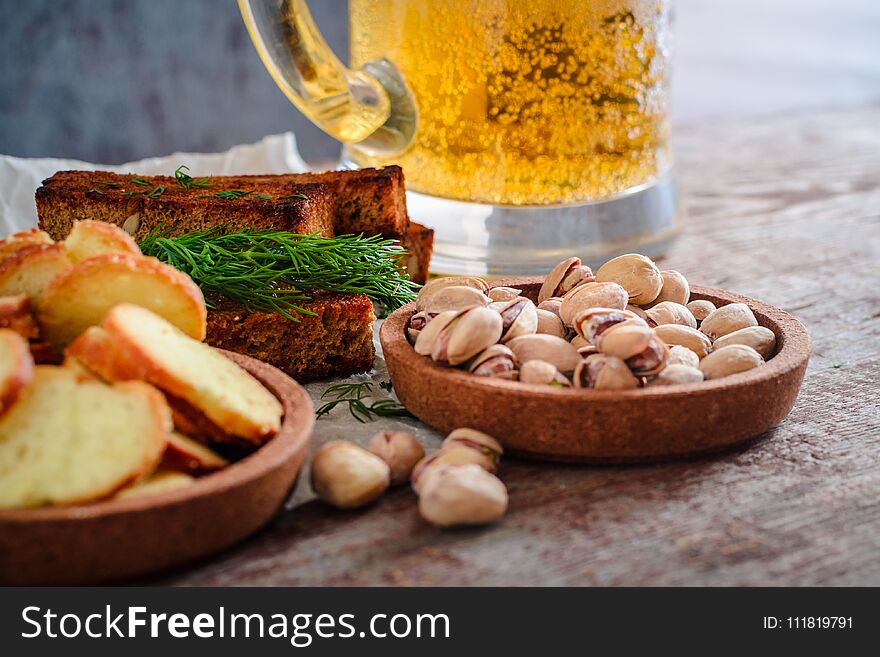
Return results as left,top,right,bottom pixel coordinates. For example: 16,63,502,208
138,227,420,320
131,177,153,187
279,193,308,200
95,180,121,188
123,185,165,198
174,165,213,190
87,188,105,195
315,382,411,422
251,193,273,200
214,189,254,200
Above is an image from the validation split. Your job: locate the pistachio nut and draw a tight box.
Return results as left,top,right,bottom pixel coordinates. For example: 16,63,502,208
423,285,490,316
644,301,697,329
647,364,704,387
431,306,503,366
626,304,649,321
653,324,713,359
488,286,523,302
559,281,629,326
712,325,777,359
518,359,572,387
442,427,504,464
577,344,599,358
488,300,509,312
573,354,639,390
539,257,596,303
596,321,668,376
699,303,758,341
595,253,663,305
570,335,590,349
418,464,508,528
367,431,425,486
699,344,764,380
686,299,717,323
416,276,489,311
648,270,690,306
496,297,538,343
310,440,390,509
537,297,564,318
411,444,498,494
535,308,566,339
468,344,518,379
666,344,701,369
507,333,581,374
413,310,458,356
573,307,645,343
406,310,429,344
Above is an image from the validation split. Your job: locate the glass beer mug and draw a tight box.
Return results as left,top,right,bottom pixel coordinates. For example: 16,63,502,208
239,0,679,275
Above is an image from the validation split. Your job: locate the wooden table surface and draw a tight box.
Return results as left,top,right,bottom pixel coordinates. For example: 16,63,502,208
159,106,880,586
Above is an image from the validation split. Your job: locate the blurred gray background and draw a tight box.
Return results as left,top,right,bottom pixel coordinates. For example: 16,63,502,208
1,0,879,165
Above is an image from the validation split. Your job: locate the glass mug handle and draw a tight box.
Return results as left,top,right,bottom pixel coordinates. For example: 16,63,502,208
238,0,416,155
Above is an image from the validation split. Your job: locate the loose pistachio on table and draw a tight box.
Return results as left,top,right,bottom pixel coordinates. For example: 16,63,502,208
538,257,595,303
418,464,508,528
519,359,572,387
311,440,390,509
442,427,504,463
595,253,664,305
712,325,776,359
367,431,425,487
411,427,502,494
699,344,764,380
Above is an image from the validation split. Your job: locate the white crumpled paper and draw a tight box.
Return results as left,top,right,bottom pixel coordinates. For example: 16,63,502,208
0,133,443,507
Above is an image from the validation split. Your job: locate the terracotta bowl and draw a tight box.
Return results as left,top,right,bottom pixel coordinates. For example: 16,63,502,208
381,279,811,463
0,350,314,585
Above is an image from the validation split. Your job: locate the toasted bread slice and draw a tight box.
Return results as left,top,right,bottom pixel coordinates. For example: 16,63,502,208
401,222,434,285
163,432,228,473
0,366,169,508
64,219,141,262
103,304,283,443
0,229,54,262
0,294,40,340
36,253,207,352
0,244,72,305
114,470,194,500
0,329,34,418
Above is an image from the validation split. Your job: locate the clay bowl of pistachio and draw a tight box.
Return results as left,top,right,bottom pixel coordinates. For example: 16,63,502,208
380,273,811,464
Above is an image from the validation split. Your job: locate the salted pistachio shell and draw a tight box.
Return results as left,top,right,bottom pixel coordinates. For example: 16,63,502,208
577,344,599,358
535,308,566,339
644,301,697,329
537,297,564,318
406,311,429,344
507,334,581,374
666,344,700,369
626,304,649,321
712,325,776,359
367,431,425,487
418,464,508,528
570,335,590,349
699,303,758,341
699,344,764,380
573,307,645,343
653,324,713,359
469,344,517,378
488,286,523,302
574,354,639,390
423,285,490,316
647,270,690,306
413,310,458,356
496,297,538,343
417,276,489,310
687,299,716,323
597,321,668,376
595,253,663,305
442,427,504,460
518,359,571,387
647,364,704,387
559,281,628,326
539,257,595,303
432,306,503,366
411,445,498,494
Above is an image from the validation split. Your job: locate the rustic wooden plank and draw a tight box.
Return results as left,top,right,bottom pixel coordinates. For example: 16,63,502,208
158,106,880,586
